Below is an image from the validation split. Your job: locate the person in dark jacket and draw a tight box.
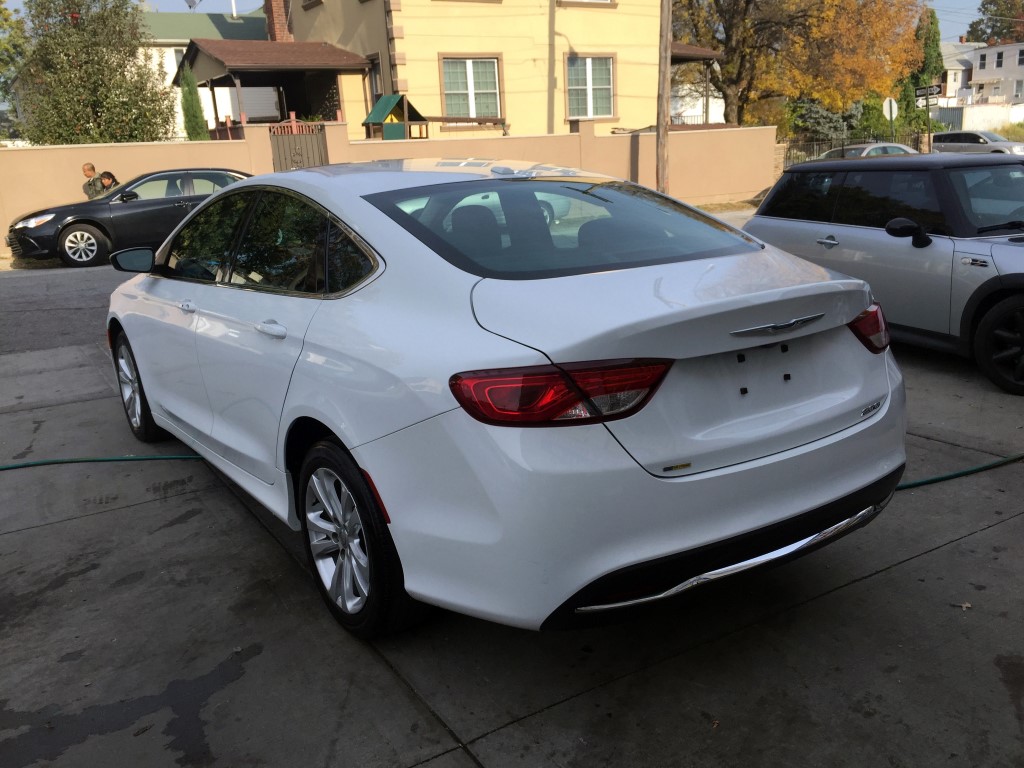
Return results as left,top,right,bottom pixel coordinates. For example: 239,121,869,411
99,171,120,193
82,163,104,199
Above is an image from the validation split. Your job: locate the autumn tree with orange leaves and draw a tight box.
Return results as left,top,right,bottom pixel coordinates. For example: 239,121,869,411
779,0,923,112
675,0,924,124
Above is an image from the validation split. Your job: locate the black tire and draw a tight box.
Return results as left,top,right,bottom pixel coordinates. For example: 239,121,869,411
113,333,169,441
298,440,425,638
539,200,555,226
974,295,1024,395
59,223,108,267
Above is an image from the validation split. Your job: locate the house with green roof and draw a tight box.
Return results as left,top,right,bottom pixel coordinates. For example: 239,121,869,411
143,10,277,137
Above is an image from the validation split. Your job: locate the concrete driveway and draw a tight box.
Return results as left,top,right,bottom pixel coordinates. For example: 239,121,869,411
1,266,1021,768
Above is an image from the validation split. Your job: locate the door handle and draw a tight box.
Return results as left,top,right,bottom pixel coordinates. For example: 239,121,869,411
256,320,287,339
816,236,840,248
178,301,196,313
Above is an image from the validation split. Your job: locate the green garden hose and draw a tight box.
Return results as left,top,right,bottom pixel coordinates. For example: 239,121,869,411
0,455,204,471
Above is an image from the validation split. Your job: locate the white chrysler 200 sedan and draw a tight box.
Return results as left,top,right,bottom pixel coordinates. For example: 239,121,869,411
107,159,907,637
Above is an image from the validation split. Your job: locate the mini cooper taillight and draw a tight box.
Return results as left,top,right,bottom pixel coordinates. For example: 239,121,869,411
450,359,672,426
848,303,890,354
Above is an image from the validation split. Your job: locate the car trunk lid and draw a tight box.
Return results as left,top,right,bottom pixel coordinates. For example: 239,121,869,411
471,249,894,476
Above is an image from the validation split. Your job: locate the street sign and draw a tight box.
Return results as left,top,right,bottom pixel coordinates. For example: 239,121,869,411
882,97,898,120
915,84,941,97
916,97,939,108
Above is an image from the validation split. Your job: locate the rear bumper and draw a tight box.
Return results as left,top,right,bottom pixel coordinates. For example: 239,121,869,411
540,464,902,629
355,354,905,630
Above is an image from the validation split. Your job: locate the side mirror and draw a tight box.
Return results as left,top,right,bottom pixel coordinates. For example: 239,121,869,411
885,217,932,248
110,247,155,273
118,190,139,202
978,137,988,144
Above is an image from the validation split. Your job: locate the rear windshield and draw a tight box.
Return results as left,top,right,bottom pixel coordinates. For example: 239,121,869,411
363,178,759,279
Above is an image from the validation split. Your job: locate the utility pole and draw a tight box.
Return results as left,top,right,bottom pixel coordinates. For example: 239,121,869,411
655,0,671,193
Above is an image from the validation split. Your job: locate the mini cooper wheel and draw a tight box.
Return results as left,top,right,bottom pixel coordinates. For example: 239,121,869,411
114,333,168,441
59,224,108,267
299,440,423,638
974,295,1024,395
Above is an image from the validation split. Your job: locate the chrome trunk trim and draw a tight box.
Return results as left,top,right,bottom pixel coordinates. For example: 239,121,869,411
729,313,825,337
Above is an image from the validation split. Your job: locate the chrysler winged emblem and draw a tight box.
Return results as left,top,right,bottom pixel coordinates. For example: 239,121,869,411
729,313,825,337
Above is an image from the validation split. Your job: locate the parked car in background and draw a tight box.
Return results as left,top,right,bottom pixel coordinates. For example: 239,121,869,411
745,153,1024,394
817,142,918,159
6,169,248,267
931,131,1024,155
107,159,906,638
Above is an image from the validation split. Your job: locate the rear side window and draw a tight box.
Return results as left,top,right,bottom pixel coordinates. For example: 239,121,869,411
190,171,243,196
758,171,843,222
325,221,375,293
365,178,760,279
834,170,946,233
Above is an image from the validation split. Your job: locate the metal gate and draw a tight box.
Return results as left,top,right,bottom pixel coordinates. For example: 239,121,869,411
269,120,328,171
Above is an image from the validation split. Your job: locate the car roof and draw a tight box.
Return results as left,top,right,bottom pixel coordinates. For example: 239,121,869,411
121,167,249,183
229,159,613,200
788,152,1024,172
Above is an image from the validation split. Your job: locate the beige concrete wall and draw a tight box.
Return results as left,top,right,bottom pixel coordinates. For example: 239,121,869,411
1,123,774,258
325,121,776,203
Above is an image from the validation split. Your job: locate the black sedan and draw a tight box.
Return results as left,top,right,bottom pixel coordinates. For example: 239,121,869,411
6,168,248,267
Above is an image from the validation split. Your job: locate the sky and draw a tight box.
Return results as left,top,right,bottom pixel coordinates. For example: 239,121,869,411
0,0,991,45
930,1,988,42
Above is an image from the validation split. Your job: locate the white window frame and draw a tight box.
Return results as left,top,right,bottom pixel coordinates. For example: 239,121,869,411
1016,80,1024,98
442,58,500,119
567,56,614,119
1018,49,1024,66
979,53,987,69
997,51,1004,68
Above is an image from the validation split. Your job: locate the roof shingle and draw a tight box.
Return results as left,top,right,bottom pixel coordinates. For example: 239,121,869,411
191,38,369,71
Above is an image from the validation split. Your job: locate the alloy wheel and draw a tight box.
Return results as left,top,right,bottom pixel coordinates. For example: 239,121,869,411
987,306,1024,386
64,230,98,262
305,468,370,613
116,344,142,429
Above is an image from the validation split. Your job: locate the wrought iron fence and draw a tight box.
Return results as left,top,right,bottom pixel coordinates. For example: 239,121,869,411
779,133,928,169
670,114,709,125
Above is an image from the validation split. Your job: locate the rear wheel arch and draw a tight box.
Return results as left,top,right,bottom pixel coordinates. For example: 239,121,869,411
288,423,427,637
284,417,350,510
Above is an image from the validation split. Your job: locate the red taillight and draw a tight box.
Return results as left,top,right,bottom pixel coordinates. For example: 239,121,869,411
450,359,671,426
848,303,890,353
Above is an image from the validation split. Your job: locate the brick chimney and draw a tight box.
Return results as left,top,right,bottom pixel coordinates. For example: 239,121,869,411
264,0,293,42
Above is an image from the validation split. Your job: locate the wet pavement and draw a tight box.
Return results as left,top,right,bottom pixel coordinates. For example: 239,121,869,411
1,266,1022,767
